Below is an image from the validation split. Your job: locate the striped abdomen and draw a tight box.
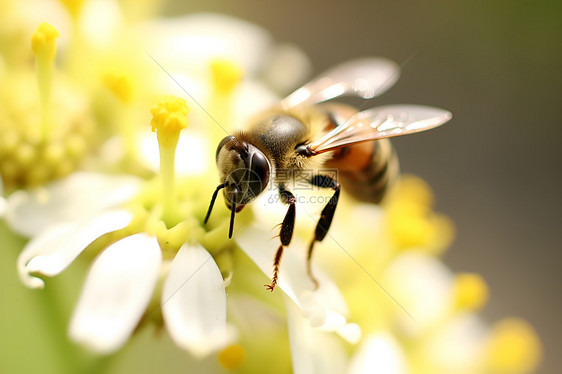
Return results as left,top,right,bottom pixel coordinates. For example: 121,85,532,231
321,103,399,204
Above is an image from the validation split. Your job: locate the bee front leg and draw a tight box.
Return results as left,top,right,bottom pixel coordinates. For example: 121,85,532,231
266,185,296,292
307,175,340,289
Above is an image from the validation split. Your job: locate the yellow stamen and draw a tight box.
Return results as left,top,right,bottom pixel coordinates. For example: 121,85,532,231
218,344,245,370
208,58,243,142
31,22,59,142
150,95,189,147
453,273,489,311
486,318,542,374
150,96,189,225
103,72,133,104
59,0,85,20
211,58,243,95
103,71,140,161
31,23,60,63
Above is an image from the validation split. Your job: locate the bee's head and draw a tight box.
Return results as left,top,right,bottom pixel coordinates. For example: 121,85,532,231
205,134,271,238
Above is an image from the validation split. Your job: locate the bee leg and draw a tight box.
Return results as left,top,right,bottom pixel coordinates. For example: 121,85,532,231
307,175,340,289
265,185,296,292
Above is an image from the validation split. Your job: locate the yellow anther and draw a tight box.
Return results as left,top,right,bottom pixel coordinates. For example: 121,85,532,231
397,174,434,207
59,0,85,19
103,73,133,103
387,210,434,249
218,344,245,370
211,58,243,95
385,174,454,254
150,95,189,147
31,23,60,63
453,273,489,311
487,318,542,374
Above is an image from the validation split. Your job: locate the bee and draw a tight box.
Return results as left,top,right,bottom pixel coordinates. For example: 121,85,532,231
204,58,452,291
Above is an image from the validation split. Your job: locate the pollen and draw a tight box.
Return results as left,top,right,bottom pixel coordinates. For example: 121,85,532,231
150,95,189,146
486,318,542,374
218,344,245,370
210,58,243,95
453,273,489,311
0,73,95,189
31,22,60,63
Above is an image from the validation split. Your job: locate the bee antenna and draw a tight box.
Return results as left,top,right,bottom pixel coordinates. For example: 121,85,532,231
204,182,228,224
229,201,236,239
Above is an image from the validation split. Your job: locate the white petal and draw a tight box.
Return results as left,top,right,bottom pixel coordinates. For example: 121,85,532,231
5,172,141,237
236,224,352,337
69,233,161,354
18,210,133,289
143,14,272,76
383,252,454,334
162,243,230,357
79,0,123,49
422,313,487,371
231,81,280,130
285,297,347,374
262,43,311,93
347,333,409,374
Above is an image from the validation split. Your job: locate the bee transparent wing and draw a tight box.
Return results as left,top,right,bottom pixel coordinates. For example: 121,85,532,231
280,58,400,109
309,105,452,154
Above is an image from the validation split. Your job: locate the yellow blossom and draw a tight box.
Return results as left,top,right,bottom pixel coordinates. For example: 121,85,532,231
385,175,454,254
486,318,542,374
453,273,489,311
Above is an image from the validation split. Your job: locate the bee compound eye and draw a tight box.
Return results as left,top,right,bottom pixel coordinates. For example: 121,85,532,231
216,135,235,161
248,152,270,198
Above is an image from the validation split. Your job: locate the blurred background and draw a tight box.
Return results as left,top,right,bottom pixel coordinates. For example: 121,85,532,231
162,0,561,372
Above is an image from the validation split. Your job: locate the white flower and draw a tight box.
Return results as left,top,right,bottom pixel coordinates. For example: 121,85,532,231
9,172,230,356
6,11,353,365
127,13,311,176
142,13,311,95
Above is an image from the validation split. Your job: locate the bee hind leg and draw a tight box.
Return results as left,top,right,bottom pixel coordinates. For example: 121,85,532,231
265,185,296,292
307,175,340,289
